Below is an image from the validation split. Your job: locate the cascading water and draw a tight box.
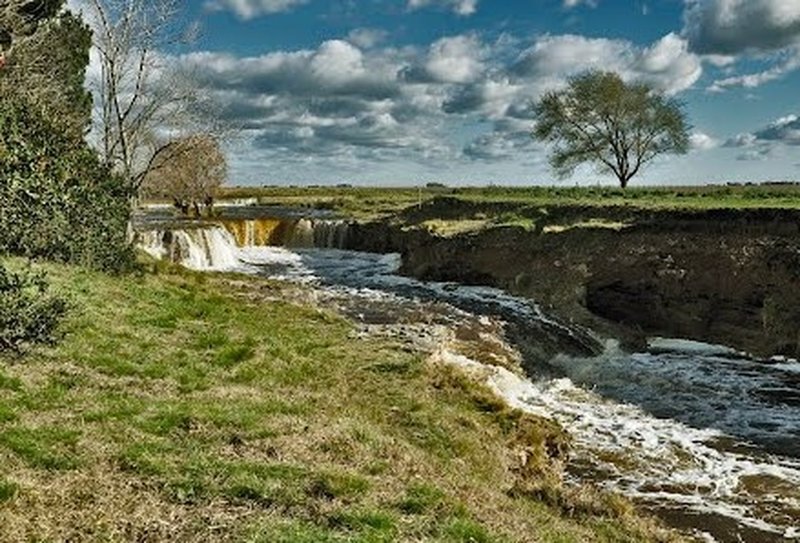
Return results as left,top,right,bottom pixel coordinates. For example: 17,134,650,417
216,218,351,249
137,226,240,271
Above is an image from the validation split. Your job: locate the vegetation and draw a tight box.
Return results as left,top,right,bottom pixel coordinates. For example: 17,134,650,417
142,134,228,216
0,258,676,542
0,0,133,272
214,183,800,222
0,264,67,353
85,0,229,195
533,71,690,189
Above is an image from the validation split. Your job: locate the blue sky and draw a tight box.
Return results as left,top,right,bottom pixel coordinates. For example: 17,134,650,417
105,1,800,185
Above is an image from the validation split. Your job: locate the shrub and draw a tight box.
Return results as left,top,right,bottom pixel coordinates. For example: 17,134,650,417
0,263,68,353
0,96,135,273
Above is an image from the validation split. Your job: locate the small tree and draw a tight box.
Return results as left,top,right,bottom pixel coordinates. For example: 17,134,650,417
533,71,690,188
142,134,227,216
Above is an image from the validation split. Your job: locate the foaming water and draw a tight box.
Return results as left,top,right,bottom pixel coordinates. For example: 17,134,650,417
138,227,240,270
136,240,800,542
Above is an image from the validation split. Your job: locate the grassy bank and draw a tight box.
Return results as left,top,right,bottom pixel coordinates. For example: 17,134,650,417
0,260,676,542
217,184,800,220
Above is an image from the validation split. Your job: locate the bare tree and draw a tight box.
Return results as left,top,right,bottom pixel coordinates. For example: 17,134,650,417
141,134,227,216
533,71,690,189
83,0,209,192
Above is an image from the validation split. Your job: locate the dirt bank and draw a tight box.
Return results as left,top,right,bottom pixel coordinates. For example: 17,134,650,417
349,198,800,358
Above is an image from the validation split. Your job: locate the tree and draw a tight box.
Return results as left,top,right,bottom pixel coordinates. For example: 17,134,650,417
0,0,134,272
81,0,202,192
0,0,92,139
533,71,690,189
141,134,227,216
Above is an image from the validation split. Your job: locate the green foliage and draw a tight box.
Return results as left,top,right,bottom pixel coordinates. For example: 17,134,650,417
0,2,133,272
0,425,81,470
0,478,19,503
0,263,67,353
1,3,92,139
0,95,135,272
533,71,690,188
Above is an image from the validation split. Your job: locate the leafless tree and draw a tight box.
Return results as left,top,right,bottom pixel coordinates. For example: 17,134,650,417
141,134,227,216
83,0,212,192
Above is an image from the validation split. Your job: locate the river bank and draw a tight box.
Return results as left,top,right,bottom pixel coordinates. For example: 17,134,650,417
331,197,800,360
133,202,800,542
0,257,674,543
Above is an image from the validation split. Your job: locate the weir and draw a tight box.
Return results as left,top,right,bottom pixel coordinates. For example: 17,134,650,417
137,226,240,270
136,218,352,269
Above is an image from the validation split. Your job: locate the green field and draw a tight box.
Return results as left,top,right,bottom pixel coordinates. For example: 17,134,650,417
218,184,800,220
0,259,676,542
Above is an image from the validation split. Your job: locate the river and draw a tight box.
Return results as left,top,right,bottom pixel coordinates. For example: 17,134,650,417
138,222,800,542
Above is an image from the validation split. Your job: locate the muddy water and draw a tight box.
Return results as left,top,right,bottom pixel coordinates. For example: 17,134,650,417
136,222,800,542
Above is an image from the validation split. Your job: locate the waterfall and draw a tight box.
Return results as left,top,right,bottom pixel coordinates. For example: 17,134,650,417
286,219,315,248
313,220,351,249
218,218,350,249
137,226,240,271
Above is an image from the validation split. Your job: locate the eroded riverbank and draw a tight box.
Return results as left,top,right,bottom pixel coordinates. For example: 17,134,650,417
136,204,800,542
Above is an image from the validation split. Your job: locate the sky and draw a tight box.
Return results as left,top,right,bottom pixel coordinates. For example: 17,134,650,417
79,0,800,186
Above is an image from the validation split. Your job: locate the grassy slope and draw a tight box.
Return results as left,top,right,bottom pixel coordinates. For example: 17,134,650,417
0,260,676,542
218,185,800,220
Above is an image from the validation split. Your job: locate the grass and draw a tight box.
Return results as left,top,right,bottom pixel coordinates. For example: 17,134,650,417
215,184,800,221
0,258,679,542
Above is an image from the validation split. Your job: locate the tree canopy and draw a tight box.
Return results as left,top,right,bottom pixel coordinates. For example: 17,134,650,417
142,134,227,216
533,71,690,188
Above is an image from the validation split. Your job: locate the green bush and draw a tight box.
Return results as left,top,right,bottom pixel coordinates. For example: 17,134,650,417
0,264,68,353
0,97,135,273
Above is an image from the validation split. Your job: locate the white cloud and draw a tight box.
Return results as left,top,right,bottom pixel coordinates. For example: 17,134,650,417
708,48,800,91
407,0,478,16
684,0,800,55
724,114,800,160
310,40,366,85
563,0,598,8
512,33,702,96
346,28,389,49
689,131,719,151
424,35,486,84
205,0,308,20
635,33,703,94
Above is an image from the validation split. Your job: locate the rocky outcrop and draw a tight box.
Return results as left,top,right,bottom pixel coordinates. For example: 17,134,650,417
371,203,800,358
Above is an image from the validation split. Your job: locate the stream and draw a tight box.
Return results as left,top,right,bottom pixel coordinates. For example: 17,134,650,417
138,223,800,542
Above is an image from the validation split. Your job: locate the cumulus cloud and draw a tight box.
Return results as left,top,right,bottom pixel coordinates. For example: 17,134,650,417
407,0,478,16
684,0,800,55
681,1,800,91
689,131,719,151
724,114,800,160
423,35,486,84
205,0,308,20
157,29,707,178
511,33,702,96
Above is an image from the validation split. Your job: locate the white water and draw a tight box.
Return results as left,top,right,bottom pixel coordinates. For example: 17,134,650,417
137,227,240,271
443,348,800,539
135,232,800,541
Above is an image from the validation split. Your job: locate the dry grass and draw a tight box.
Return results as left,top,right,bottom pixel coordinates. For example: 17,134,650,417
0,260,682,542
